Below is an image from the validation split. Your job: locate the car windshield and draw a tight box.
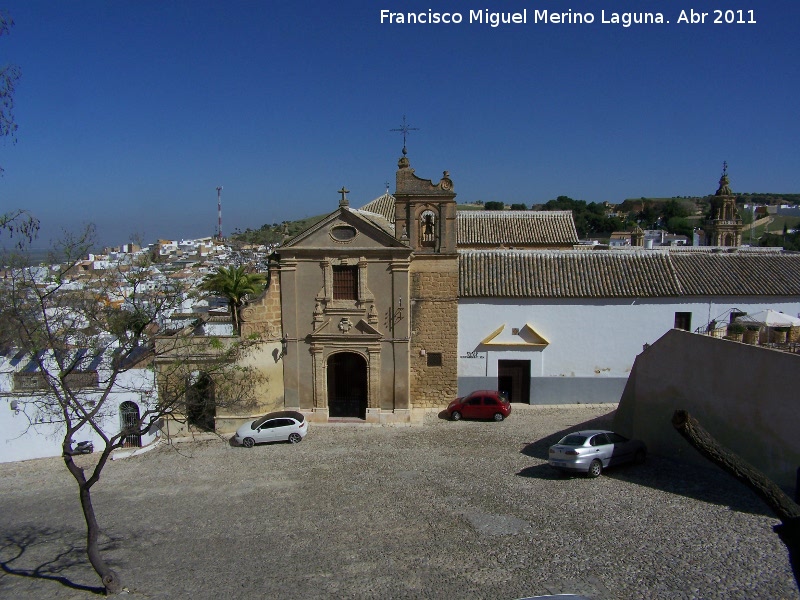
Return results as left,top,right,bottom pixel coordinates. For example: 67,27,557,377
559,434,588,446
251,411,304,429
251,416,268,430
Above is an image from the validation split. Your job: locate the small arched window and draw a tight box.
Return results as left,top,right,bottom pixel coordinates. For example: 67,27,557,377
420,210,436,246
120,401,142,448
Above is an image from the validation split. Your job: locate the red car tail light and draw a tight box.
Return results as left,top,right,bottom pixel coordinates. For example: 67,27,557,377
565,450,579,456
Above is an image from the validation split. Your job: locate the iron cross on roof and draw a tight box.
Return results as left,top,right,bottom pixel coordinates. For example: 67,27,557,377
390,115,419,156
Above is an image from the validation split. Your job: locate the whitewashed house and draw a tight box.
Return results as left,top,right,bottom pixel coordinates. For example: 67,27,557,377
0,347,159,463
458,247,800,404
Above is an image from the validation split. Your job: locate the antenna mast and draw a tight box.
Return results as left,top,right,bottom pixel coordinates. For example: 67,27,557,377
216,186,223,241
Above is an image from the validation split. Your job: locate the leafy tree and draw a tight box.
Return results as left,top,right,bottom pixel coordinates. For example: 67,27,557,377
543,195,584,212
761,231,800,251
605,215,626,232
0,225,262,593
483,201,505,211
509,203,527,211
200,265,267,333
667,217,694,239
638,201,660,229
661,199,691,221
540,196,629,238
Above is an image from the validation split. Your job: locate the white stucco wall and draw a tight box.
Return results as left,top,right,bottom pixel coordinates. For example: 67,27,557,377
0,368,160,464
458,297,800,404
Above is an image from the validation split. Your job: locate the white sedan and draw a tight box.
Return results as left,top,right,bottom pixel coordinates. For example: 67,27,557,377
234,411,308,447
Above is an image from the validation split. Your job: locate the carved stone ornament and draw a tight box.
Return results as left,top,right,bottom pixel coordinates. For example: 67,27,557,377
338,318,353,334
368,304,378,324
439,171,453,191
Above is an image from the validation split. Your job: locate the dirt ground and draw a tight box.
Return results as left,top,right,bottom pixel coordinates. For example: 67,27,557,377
0,405,797,599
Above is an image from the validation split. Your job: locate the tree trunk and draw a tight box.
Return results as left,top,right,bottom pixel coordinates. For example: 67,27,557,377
232,300,241,334
672,409,800,589
63,454,123,594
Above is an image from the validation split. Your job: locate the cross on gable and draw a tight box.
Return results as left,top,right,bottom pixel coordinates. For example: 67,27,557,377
338,186,350,207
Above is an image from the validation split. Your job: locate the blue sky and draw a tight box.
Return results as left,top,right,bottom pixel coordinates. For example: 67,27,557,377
1,0,798,248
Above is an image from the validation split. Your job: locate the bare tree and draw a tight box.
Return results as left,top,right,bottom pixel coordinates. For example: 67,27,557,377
0,10,20,172
0,208,39,247
1,226,262,594
0,13,40,246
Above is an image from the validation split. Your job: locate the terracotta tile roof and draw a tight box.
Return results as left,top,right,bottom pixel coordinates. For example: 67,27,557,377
359,192,395,223
670,251,800,295
360,193,578,248
459,248,800,298
458,211,578,247
350,207,396,236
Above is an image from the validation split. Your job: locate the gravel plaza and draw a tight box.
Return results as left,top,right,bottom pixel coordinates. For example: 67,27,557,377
0,404,796,599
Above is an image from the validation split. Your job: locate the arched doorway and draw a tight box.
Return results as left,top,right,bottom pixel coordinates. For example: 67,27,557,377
327,352,367,419
186,372,216,431
120,401,142,448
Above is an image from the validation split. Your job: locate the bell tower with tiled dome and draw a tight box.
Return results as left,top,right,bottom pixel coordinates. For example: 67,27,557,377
705,162,743,247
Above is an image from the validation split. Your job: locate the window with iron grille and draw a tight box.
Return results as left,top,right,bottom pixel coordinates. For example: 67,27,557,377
332,265,359,300
426,352,443,367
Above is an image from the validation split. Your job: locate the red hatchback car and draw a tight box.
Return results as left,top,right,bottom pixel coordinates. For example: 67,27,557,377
446,390,512,421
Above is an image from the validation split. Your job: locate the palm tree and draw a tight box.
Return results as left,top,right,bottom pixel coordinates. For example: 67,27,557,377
200,266,267,333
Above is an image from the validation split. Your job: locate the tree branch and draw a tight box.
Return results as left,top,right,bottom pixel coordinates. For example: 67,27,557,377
672,409,800,589
672,410,800,522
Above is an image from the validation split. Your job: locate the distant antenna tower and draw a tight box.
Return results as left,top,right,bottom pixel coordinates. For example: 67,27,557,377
216,186,223,241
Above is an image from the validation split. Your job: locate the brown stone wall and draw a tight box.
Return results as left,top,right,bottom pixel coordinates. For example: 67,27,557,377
409,260,458,408
240,265,283,341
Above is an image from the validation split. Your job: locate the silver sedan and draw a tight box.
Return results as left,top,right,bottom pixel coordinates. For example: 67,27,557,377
548,429,646,477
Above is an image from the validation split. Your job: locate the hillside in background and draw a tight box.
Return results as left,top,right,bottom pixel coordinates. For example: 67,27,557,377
229,193,800,247
230,215,327,246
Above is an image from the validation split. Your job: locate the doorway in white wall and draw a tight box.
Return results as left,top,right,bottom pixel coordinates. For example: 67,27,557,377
498,360,531,403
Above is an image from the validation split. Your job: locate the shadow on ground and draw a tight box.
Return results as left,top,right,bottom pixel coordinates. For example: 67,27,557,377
0,524,120,595
517,408,777,518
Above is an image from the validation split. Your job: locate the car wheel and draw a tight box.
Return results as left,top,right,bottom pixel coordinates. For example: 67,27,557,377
587,459,603,478
242,437,255,448
634,449,646,464
288,433,302,444
493,412,504,422
451,411,462,421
